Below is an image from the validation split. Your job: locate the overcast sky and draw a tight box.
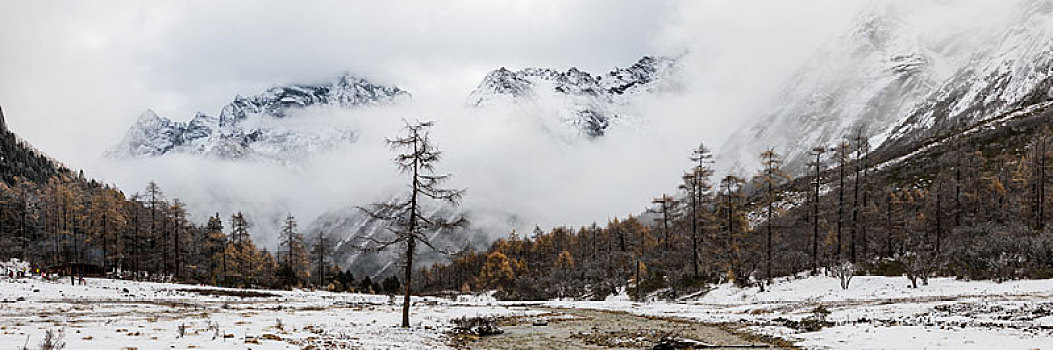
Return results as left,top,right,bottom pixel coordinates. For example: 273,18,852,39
0,0,870,243
0,0,864,163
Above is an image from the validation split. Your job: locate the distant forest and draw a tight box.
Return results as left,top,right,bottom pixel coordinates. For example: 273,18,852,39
0,107,404,293
417,109,1053,300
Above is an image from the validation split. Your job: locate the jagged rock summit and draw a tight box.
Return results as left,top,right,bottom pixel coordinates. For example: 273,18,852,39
467,56,679,137
112,73,409,161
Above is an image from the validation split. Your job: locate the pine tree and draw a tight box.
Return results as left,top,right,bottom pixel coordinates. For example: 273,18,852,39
360,120,467,328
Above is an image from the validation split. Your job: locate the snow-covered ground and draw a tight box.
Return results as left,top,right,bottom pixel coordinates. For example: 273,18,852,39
542,275,1053,349
0,277,530,349
4,275,1052,349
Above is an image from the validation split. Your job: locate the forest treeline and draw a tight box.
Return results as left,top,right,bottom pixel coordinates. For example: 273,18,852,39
5,106,1053,301
0,111,390,292
418,120,1053,300
0,174,403,292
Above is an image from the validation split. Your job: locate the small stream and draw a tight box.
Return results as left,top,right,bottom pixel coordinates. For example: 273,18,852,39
459,308,788,350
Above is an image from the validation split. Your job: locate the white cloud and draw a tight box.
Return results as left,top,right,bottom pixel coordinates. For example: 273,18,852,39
8,0,1006,248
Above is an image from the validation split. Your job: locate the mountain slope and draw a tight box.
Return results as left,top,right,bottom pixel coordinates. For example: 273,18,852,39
719,3,986,176
0,105,72,185
303,197,504,279
112,74,409,161
879,0,1053,157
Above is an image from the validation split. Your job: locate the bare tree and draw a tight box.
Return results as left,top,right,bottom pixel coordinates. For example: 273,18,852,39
754,148,789,286
312,232,331,287
833,141,851,262
851,128,870,263
809,146,826,274
718,174,746,283
649,194,678,253
680,143,714,279
360,120,467,328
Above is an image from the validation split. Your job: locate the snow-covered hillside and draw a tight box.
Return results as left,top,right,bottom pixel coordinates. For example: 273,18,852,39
882,0,1053,153
111,74,409,162
303,197,510,279
720,1,988,175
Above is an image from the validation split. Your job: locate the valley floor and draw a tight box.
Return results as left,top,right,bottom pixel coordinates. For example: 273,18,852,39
540,275,1053,349
1,275,1051,349
0,277,528,349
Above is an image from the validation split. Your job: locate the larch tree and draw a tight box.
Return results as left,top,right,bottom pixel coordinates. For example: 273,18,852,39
311,232,331,287
89,188,126,272
145,181,165,275
203,213,225,285
1033,129,1049,230
753,148,789,286
278,213,308,286
360,120,467,328
230,212,250,245
808,145,826,274
648,194,678,253
833,141,851,262
680,142,714,279
850,129,870,263
479,251,515,290
227,212,251,285
718,174,746,283
169,199,188,278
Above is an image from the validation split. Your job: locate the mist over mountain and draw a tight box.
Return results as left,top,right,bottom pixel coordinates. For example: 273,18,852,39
91,0,1053,278
112,74,409,162
467,56,680,137
104,56,683,276
718,1,1019,176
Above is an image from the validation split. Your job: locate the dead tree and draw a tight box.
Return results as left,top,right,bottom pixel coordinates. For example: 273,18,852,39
834,141,851,262
312,232,331,287
809,146,826,274
360,120,467,328
649,194,678,254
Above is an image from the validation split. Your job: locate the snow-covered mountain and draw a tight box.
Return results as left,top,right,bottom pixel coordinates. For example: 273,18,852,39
880,0,1053,154
302,197,508,279
467,56,679,137
720,2,987,175
111,74,409,161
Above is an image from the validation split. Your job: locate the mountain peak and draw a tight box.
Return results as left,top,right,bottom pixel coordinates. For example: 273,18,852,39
467,56,679,137
113,74,408,160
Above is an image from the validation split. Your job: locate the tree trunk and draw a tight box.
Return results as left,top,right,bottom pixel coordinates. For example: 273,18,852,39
402,238,415,328
812,151,821,274
837,150,845,261
767,175,773,285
